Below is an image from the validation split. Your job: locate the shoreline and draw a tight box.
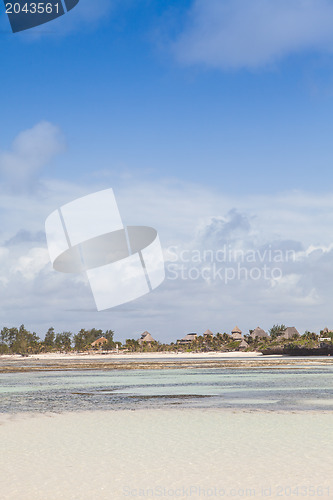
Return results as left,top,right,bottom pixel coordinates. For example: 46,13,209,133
1,351,332,372
0,350,265,361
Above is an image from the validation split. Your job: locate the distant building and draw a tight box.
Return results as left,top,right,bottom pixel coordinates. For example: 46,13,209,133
178,333,197,344
319,328,332,345
250,327,268,339
138,331,156,345
231,326,243,340
238,339,249,350
278,327,300,340
91,336,108,347
203,329,214,337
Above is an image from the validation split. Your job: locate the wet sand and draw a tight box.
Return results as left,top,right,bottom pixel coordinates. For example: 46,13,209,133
0,352,332,373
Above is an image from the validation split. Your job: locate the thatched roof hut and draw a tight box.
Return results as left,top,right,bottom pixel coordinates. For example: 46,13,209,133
278,327,300,340
251,326,268,339
231,326,243,340
138,331,156,344
178,333,197,344
238,339,249,349
91,336,108,347
203,329,213,337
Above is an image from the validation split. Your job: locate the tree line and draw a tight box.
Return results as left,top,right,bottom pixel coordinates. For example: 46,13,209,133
0,324,330,356
0,325,115,355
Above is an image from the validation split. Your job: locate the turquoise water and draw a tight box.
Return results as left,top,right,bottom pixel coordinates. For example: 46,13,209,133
0,367,333,413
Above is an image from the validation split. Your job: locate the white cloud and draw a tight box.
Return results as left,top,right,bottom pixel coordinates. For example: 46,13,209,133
0,121,65,193
11,247,50,281
0,175,331,339
174,0,333,69
1,123,333,339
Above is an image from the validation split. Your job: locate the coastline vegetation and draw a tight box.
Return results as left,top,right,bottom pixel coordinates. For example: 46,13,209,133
0,324,332,356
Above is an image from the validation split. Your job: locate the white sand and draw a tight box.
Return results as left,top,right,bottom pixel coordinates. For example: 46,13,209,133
0,351,264,361
0,410,331,500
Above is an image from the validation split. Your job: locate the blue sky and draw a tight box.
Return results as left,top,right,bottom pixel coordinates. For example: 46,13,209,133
2,0,333,193
2,0,333,341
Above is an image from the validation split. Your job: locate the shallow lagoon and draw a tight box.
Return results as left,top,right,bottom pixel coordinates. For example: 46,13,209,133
1,365,333,413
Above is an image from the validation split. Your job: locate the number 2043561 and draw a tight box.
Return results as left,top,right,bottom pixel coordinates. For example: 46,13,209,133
5,3,60,14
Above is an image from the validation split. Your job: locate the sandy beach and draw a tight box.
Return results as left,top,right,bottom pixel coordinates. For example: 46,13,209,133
0,409,331,500
1,351,265,361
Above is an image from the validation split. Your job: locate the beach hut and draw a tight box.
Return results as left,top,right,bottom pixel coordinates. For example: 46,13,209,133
250,327,268,339
203,329,213,337
138,331,156,345
178,333,197,344
238,339,249,350
91,336,108,347
278,327,300,340
231,326,243,340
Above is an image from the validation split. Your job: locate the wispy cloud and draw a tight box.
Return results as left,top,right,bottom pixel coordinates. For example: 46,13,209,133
0,121,65,193
173,0,333,69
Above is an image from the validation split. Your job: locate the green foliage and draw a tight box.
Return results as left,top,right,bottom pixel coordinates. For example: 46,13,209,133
73,329,87,351
0,343,9,354
73,328,114,351
44,328,55,349
55,331,72,351
303,331,317,340
0,325,118,354
124,339,140,352
226,340,242,350
0,325,41,355
102,330,116,350
269,324,286,340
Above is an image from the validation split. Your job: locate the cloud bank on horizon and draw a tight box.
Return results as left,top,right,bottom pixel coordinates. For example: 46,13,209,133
0,123,333,340
174,0,333,69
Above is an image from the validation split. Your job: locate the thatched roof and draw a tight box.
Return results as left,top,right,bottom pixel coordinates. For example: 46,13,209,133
203,329,213,337
138,331,156,343
239,339,249,349
231,326,242,340
180,333,197,342
278,327,300,339
251,327,268,338
91,336,108,346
